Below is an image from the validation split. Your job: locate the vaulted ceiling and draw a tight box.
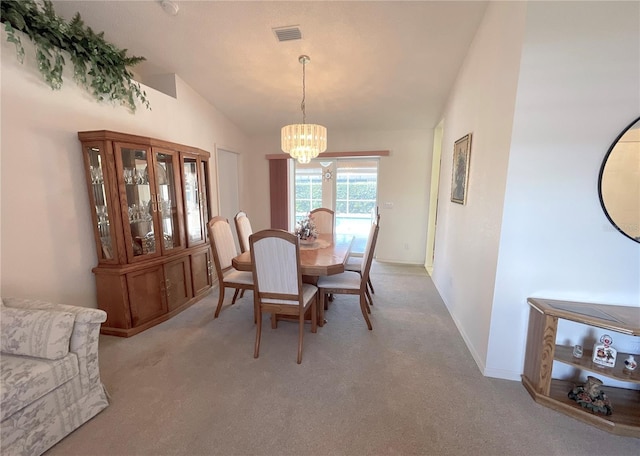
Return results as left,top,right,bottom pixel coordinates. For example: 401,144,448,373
51,1,488,137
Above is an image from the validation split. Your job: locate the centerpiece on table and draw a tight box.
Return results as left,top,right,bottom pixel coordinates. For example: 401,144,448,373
295,213,318,245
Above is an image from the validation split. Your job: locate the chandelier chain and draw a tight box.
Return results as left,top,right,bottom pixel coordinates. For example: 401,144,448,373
281,54,327,163
301,58,306,124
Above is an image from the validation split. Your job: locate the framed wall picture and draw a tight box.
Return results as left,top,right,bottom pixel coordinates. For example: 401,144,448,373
451,133,472,204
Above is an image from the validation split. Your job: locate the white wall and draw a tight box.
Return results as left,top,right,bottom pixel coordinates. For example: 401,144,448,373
431,1,527,373
433,0,640,381
486,0,640,380
247,128,433,264
0,31,249,307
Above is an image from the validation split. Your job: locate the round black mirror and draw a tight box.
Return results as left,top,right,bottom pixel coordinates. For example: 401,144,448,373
598,116,640,243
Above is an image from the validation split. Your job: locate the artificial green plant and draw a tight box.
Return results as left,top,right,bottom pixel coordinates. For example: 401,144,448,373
1,0,150,111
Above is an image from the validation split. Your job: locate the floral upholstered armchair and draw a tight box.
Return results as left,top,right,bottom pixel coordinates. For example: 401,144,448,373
0,297,109,456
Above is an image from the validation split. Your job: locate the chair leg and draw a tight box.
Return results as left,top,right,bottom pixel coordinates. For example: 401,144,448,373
319,290,326,325
254,308,262,358
239,289,245,298
311,294,318,334
365,286,373,309
360,294,373,330
368,276,375,294
297,312,304,364
364,293,371,314
271,313,278,329
253,294,258,325
214,285,226,318
231,288,240,304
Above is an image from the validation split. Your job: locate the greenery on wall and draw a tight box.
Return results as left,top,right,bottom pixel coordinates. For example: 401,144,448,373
0,0,150,111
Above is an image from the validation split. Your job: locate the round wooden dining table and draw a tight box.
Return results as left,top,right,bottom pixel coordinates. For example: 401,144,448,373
231,233,354,281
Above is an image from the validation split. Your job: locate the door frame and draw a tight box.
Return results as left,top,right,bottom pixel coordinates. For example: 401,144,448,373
215,146,241,248
425,119,444,275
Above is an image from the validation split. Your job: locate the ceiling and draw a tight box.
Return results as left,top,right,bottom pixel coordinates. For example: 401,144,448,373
50,1,488,137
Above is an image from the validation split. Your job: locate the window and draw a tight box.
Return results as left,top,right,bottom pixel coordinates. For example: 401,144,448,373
335,160,378,251
294,165,322,222
293,158,378,251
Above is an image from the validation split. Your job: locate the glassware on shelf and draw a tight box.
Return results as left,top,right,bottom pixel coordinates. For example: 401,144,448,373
158,198,172,217
135,169,147,185
90,166,103,184
96,205,108,222
124,167,134,185
128,202,152,223
98,221,110,237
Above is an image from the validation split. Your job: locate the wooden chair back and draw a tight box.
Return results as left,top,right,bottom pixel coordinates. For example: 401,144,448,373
207,216,238,281
207,216,254,319
234,211,253,253
250,229,304,307
359,216,380,292
310,208,335,235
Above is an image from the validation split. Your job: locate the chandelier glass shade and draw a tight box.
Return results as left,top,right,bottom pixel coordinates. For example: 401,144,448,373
281,55,327,163
281,123,327,164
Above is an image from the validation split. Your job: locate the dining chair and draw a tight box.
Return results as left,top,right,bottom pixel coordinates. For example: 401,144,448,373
316,217,380,330
207,216,254,319
234,211,253,299
345,213,380,302
234,210,253,253
250,229,318,364
310,207,335,235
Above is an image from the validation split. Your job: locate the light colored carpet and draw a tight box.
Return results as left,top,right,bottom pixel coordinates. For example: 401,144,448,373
46,262,639,455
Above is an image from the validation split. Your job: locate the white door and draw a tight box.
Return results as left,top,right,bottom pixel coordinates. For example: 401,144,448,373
216,148,240,249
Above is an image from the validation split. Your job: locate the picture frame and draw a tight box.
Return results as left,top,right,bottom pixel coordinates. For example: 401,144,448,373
451,133,472,204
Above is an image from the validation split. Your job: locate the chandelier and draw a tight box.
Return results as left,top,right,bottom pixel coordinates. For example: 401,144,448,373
281,55,327,163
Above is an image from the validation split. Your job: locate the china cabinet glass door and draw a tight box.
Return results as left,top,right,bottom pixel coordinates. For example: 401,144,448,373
84,143,116,262
182,154,207,246
154,149,185,253
200,159,210,227
116,144,160,261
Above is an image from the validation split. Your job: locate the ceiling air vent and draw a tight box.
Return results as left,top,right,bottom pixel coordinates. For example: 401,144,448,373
273,26,302,42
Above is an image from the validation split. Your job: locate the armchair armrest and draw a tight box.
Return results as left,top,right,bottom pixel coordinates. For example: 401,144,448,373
2,297,106,324
2,297,107,392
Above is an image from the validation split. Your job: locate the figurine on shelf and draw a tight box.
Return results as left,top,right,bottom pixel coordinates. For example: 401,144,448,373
572,344,583,359
568,376,613,416
592,334,617,368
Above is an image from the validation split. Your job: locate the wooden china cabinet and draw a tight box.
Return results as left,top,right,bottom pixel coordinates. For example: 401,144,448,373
79,130,213,336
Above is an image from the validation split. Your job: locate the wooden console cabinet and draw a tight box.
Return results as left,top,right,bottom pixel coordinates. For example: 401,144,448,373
79,130,213,336
522,298,639,437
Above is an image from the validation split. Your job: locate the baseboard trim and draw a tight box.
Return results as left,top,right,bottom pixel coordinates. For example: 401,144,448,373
483,367,522,381
374,259,426,266
444,306,487,375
